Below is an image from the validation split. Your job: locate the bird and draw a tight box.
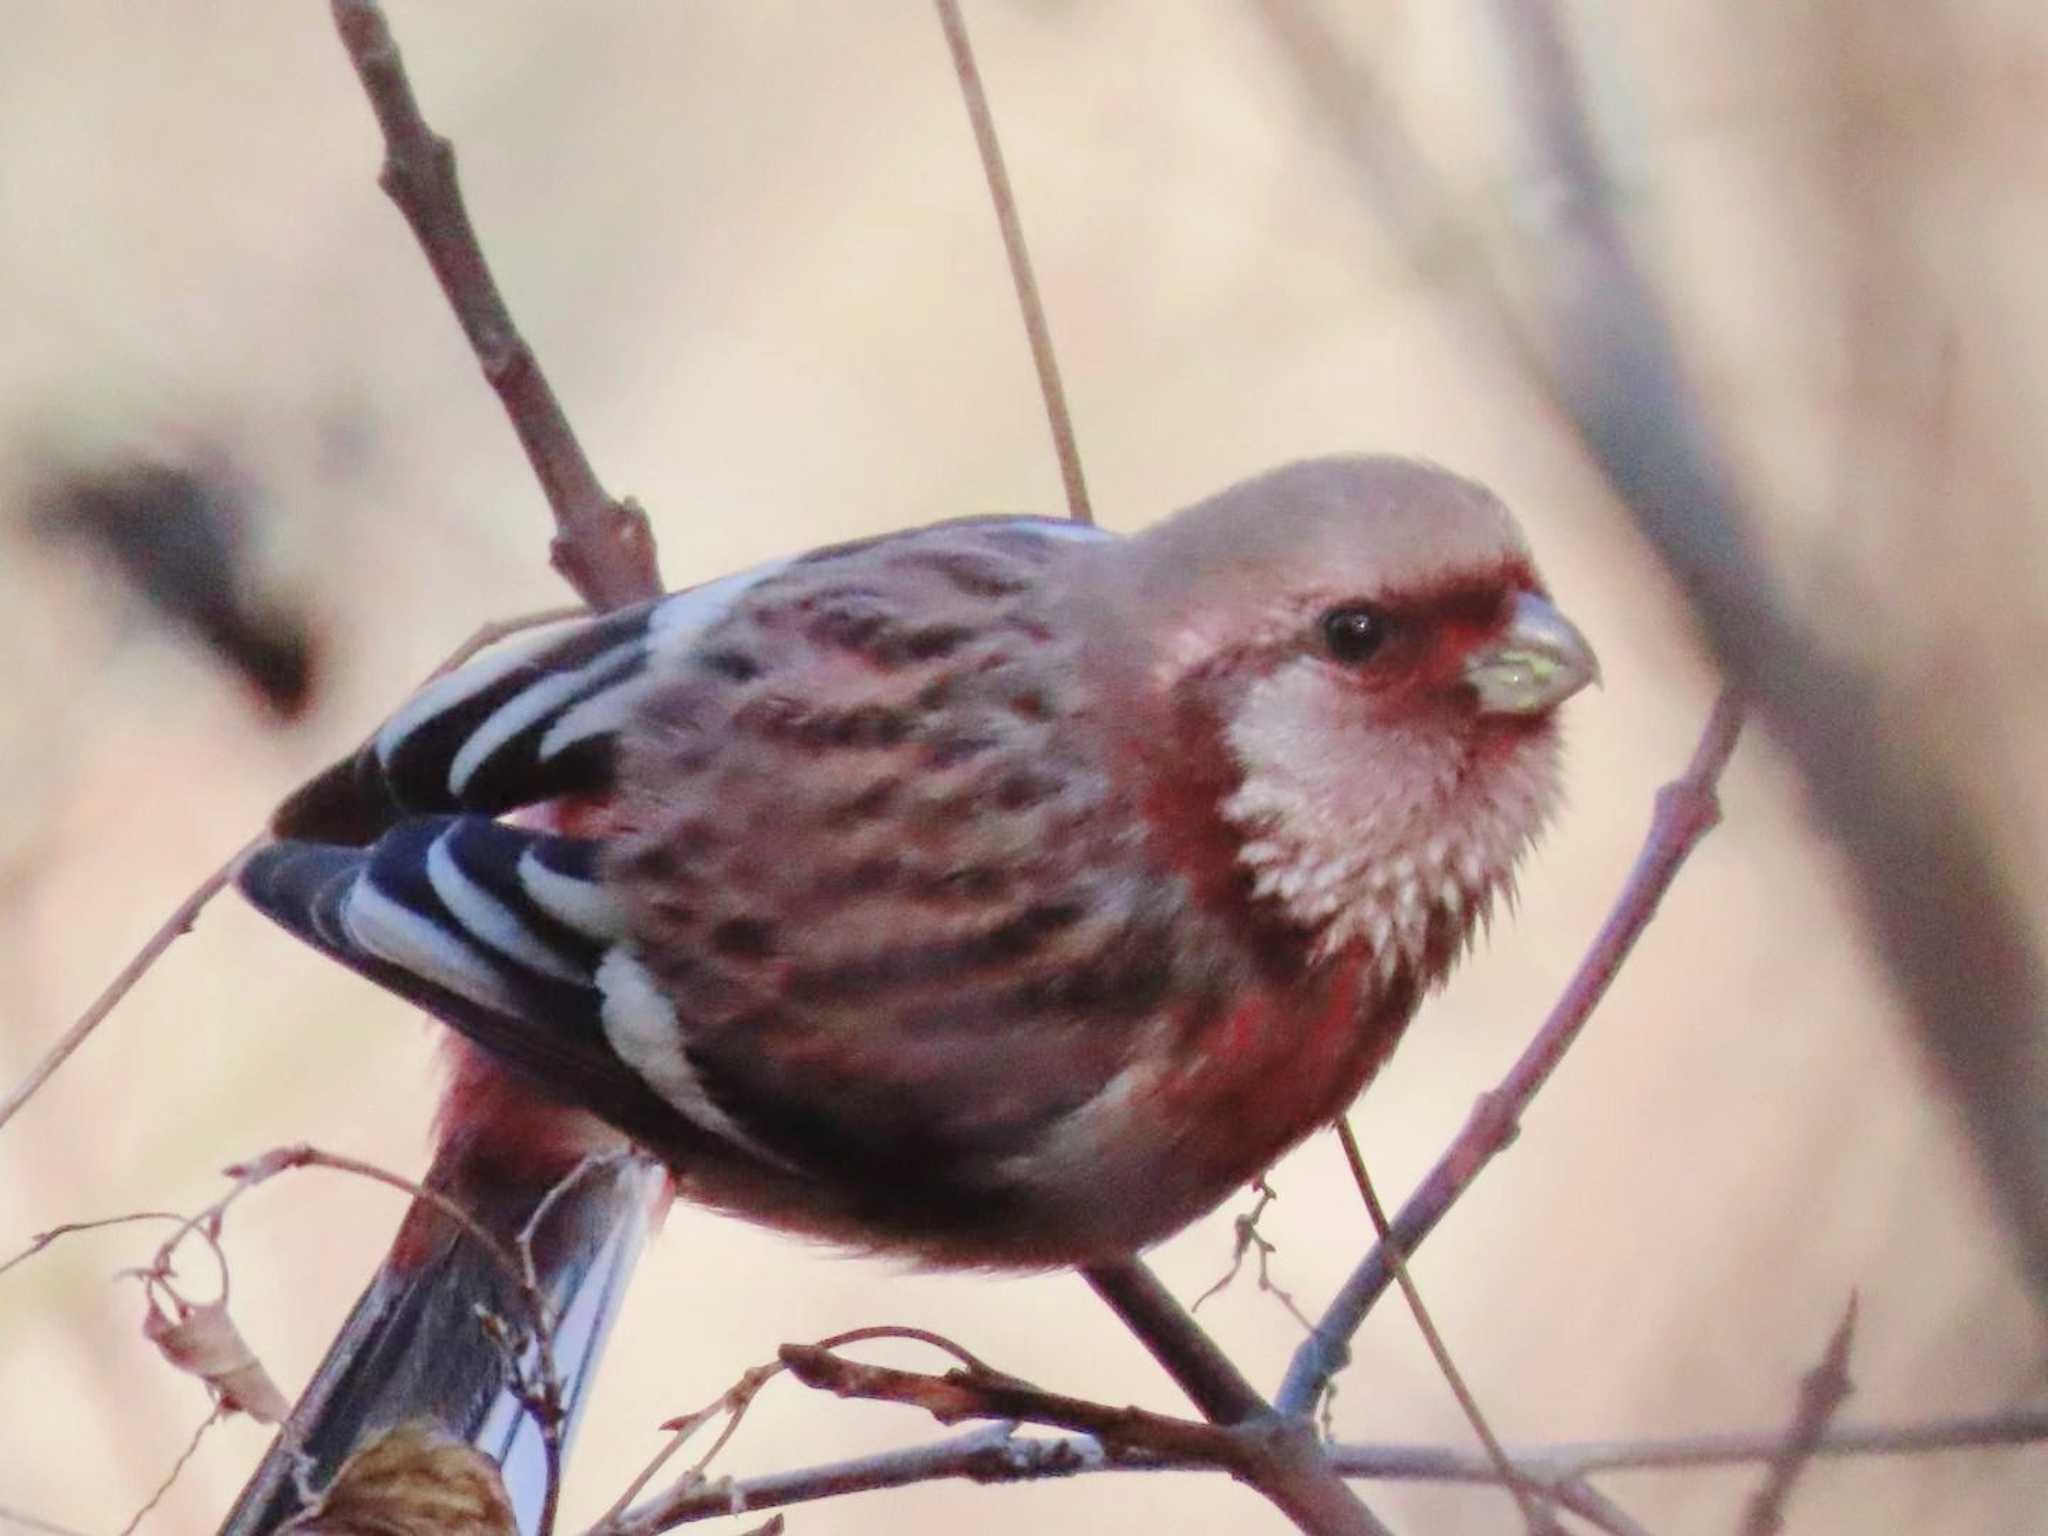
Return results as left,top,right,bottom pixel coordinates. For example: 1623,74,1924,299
225,454,1593,1523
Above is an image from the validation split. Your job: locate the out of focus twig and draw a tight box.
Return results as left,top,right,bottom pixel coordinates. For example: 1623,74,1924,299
27,456,319,719
1740,1297,1858,1536
328,0,661,609
1280,691,1744,1414
1486,0,2048,1307
933,0,1093,525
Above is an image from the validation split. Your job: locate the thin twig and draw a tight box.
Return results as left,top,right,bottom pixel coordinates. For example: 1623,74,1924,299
594,1325,1008,1536
1280,691,1745,1414
0,843,252,1138
1191,1182,1315,1333
328,0,661,608
598,1424,1101,1536
1336,1120,1554,1534
0,601,590,1144
932,0,1093,526
1740,1297,1858,1536
153,1141,569,1524
115,1403,227,1536
0,1212,183,1282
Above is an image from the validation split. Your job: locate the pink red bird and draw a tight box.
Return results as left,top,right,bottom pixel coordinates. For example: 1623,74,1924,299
226,455,1594,1526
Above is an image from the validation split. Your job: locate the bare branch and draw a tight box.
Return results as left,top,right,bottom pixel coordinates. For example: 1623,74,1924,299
597,1424,1106,1536
933,0,1093,525
1083,1259,1269,1426
781,1337,1394,1536
602,1401,2048,1532
779,1342,1231,1464
328,0,661,609
1280,692,1744,1414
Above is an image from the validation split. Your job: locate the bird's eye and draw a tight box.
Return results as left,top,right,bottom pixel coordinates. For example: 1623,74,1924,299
1319,604,1389,664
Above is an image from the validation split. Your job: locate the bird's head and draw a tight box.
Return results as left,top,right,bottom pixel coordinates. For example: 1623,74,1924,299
1079,455,1597,974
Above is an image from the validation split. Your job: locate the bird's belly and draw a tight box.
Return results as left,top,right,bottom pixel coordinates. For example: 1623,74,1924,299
979,950,1407,1262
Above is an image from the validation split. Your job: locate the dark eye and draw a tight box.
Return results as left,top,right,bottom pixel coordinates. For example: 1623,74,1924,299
1320,604,1389,664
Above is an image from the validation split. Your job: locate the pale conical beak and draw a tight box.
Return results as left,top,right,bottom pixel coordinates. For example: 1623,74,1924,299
1464,592,1599,715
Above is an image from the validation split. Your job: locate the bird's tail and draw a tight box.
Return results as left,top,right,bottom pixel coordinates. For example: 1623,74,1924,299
216,1066,667,1536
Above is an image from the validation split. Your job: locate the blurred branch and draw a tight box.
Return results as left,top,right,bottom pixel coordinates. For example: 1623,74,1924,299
0,1506,93,1536
1484,0,2048,1308
328,0,661,609
26,456,319,719
1280,691,1744,1415
933,0,1093,526
1553,1480,1658,1536
1260,0,2048,1303
1739,1297,1857,1536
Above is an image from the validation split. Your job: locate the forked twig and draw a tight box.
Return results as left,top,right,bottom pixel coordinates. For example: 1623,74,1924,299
1740,1297,1858,1536
779,1338,1395,1536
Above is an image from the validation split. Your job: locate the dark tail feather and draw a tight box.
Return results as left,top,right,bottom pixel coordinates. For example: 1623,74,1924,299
216,1138,665,1536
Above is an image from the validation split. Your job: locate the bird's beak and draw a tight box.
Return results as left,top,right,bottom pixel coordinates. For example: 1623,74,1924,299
1464,592,1599,715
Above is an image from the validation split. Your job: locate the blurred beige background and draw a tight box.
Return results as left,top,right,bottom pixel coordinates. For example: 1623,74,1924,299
2,3,2044,1532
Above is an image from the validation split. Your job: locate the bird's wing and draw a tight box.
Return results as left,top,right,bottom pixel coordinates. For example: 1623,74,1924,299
238,816,714,1159
243,517,1118,1170
269,561,785,842
272,518,1106,843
